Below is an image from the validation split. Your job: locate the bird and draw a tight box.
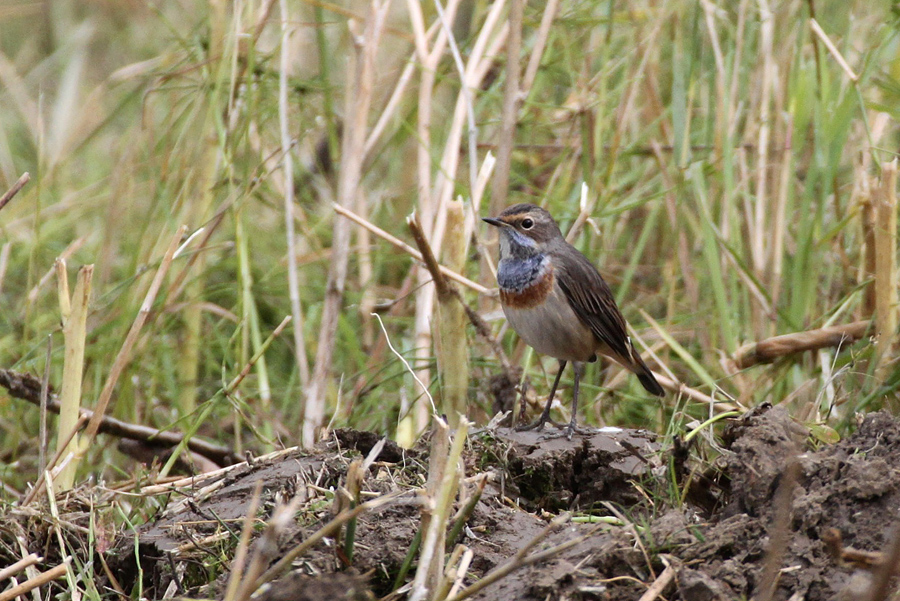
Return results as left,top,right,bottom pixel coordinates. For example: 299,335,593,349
483,203,664,438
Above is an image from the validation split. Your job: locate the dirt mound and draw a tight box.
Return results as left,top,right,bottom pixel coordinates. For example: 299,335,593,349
105,409,900,600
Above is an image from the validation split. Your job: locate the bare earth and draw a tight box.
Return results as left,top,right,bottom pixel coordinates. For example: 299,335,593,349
96,405,900,600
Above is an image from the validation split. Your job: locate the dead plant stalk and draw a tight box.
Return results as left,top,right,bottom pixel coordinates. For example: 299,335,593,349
279,0,310,388
304,0,391,447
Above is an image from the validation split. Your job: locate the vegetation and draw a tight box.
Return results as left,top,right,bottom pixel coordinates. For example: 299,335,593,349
1,0,900,597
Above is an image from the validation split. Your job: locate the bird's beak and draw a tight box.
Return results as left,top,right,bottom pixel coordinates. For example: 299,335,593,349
482,217,505,227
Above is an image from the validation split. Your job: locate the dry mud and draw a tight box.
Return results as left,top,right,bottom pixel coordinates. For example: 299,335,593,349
12,407,898,600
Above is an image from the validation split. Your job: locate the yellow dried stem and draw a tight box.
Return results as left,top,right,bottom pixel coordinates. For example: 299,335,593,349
733,321,872,369
874,160,898,375
437,201,469,428
56,264,93,491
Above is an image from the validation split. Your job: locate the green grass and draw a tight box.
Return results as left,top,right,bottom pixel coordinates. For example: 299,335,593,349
0,0,898,493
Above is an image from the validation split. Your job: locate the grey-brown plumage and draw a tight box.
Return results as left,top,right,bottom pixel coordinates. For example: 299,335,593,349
484,203,664,437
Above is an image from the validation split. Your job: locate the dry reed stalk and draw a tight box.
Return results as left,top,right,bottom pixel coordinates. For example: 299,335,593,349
873,160,898,374
0,558,70,601
431,2,508,246
733,321,871,369
233,492,302,601
520,0,559,100
55,262,92,491
437,201,469,427
81,225,187,447
0,553,41,581
809,18,859,82
727,0,750,138
637,561,676,601
279,0,311,389
410,418,468,601
860,188,877,319
407,0,464,434
1,368,239,467
26,236,87,304
489,0,523,217
333,203,490,293
0,171,29,213
415,10,508,433
304,1,391,447
222,481,262,601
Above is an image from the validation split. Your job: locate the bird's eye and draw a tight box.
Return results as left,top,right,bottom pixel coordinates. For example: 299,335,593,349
521,218,534,229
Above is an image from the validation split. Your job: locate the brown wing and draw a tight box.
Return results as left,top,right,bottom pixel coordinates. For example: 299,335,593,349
555,246,632,361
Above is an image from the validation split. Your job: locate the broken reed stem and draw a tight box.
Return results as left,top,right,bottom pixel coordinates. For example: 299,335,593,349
733,321,872,369
636,561,677,601
861,194,877,318
0,171,30,213
234,493,301,601
414,418,449,597
82,225,187,446
278,0,311,390
874,160,898,375
55,262,93,491
409,205,469,427
303,1,389,447
223,481,263,601
0,553,41,581
410,418,469,601
333,203,490,294
809,18,859,82
0,558,70,601
439,202,469,428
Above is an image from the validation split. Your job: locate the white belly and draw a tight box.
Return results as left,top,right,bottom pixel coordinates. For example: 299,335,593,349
503,284,597,362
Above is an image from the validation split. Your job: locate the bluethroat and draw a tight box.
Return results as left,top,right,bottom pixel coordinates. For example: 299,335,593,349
484,203,664,438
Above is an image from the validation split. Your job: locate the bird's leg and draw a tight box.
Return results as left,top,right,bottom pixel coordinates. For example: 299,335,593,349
517,360,566,432
564,361,592,440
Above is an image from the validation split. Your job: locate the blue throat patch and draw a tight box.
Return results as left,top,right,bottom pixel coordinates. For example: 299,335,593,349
497,254,548,292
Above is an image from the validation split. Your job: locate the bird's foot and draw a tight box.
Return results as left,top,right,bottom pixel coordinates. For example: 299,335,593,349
515,414,562,432
561,421,593,440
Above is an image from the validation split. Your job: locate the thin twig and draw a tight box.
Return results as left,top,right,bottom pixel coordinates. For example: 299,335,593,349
0,369,239,466
809,18,858,81
333,203,491,294
0,558,70,601
278,0,310,387
733,321,872,369
0,553,41,581
0,171,29,213
304,0,391,447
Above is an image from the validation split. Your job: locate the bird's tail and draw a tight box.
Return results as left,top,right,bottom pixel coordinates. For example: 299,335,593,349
627,346,665,397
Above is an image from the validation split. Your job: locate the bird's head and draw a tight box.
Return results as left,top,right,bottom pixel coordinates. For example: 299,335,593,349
483,204,562,257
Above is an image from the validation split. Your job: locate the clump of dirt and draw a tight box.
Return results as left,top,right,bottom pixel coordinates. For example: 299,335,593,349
11,407,900,601
471,426,660,511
